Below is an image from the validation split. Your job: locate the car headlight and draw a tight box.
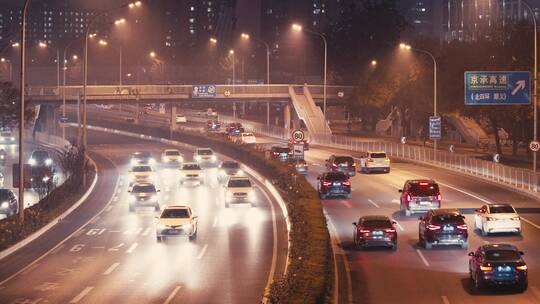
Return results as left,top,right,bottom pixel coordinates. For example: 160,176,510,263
183,223,194,232
486,217,496,221
511,216,520,221
237,169,244,176
226,191,233,199
29,158,36,166
211,155,217,161
10,137,15,141
195,155,201,161
130,159,137,166
42,176,50,182
150,195,157,202
45,158,53,166
0,202,9,209
157,223,167,230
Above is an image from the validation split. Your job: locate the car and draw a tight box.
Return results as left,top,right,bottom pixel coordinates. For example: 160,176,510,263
399,179,441,216
0,129,16,144
127,182,160,212
0,172,4,187
325,155,356,176
218,161,243,182
289,159,308,175
469,244,528,292
224,176,256,208
194,148,217,166
288,138,310,150
130,151,156,166
317,172,352,199
236,132,256,144
226,123,244,136
161,149,183,164
179,162,204,185
474,204,521,236
175,114,187,123
418,208,468,249
128,165,155,184
0,189,18,217
353,215,397,250
359,151,390,173
155,205,198,242
206,120,221,131
29,150,53,167
270,146,292,161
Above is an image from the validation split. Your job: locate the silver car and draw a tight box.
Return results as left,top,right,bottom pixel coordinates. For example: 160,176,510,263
128,182,160,212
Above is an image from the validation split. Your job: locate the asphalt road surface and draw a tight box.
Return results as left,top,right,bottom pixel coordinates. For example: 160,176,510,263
0,128,287,304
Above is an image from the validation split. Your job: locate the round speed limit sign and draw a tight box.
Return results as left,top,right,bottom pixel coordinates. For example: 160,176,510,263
291,129,305,141
530,140,540,152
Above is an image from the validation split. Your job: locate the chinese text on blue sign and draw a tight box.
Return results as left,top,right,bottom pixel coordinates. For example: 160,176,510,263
192,85,217,98
464,71,530,105
429,116,441,140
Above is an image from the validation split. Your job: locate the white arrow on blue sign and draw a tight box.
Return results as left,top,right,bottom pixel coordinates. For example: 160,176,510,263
464,71,531,105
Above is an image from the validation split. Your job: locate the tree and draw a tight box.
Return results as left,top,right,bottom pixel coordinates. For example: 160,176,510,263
0,82,35,129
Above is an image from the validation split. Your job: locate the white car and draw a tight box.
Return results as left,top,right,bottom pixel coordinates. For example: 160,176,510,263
359,151,390,173
0,172,4,187
237,132,256,144
128,165,155,184
155,205,198,242
0,130,16,144
194,148,217,166
474,204,521,235
175,114,187,123
161,149,183,164
127,182,160,212
224,176,255,208
179,162,204,185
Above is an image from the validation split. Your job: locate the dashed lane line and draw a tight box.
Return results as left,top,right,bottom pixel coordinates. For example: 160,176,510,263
163,286,182,304
415,249,430,267
368,199,380,208
70,286,94,303
103,263,120,275
126,243,138,254
441,296,450,304
197,244,208,260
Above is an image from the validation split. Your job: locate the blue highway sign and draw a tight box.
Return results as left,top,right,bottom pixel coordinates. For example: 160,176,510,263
429,116,441,140
192,85,217,98
464,71,531,105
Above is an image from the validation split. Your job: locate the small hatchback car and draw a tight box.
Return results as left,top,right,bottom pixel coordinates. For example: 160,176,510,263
419,208,468,249
353,215,397,250
317,172,351,199
469,244,527,292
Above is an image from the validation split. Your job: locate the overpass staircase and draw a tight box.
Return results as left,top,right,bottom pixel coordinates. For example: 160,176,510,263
288,86,330,135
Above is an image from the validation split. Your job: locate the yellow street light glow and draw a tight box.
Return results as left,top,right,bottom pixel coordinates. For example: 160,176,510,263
149,51,156,58
399,43,411,50
72,54,78,60
11,42,20,48
89,33,97,38
229,49,234,55
371,60,377,66
129,1,142,8
38,41,47,48
209,37,217,44
0,58,5,62
98,39,108,46
240,33,250,40
115,18,126,25
292,24,303,32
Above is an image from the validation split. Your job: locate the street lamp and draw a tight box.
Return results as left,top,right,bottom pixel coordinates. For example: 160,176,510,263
229,49,235,91
400,42,438,158
291,23,328,134
0,58,13,82
37,41,61,93
11,42,20,48
149,51,156,58
240,32,272,125
72,54,78,60
114,18,126,25
371,60,377,66
209,37,217,44
128,1,142,8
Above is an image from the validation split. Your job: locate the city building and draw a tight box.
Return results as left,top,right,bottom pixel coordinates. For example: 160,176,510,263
400,0,444,40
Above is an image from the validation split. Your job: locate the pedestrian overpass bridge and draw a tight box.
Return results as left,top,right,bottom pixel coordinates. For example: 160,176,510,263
27,84,355,135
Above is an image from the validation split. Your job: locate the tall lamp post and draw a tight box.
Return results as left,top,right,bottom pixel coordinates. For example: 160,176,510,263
400,43,438,159
292,23,328,134
229,49,235,93
0,58,12,82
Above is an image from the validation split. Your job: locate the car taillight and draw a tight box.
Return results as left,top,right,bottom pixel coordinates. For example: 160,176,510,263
419,182,429,186
385,228,396,233
352,162,357,167
332,163,338,168
342,181,351,186
511,217,520,221
457,224,468,230
480,265,493,271
427,224,441,231
272,152,278,155
437,193,441,201
360,229,371,234
322,181,332,186
367,158,373,162
516,264,528,271
406,194,411,202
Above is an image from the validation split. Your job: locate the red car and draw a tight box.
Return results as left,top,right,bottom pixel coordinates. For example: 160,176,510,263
353,215,397,250
288,138,309,150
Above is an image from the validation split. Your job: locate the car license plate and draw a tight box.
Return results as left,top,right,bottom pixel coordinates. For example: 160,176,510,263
373,231,383,236
168,229,181,235
497,266,511,272
443,226,454,231
420,201,431,205
333,182,340,186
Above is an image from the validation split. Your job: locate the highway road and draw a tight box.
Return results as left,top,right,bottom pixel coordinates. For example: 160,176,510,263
0,128,287,304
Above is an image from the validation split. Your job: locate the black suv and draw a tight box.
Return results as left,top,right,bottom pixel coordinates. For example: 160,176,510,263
270,146,292,161
317,172,351,199
326,155,356,176
0,189,18,217
399,179,441,216
353,215,397,250
469,244,527,292
419,208,468,249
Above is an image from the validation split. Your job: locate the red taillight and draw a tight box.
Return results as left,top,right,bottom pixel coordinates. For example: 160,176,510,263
419,182,429,186
427,224,441,231
332,163,338,168
342,181,351,186
360,229,371,234
385,228,396,233
322,181,332,186
457,224,468,230
352,162,357,167
272,152,278,155
437,193,441,201
406,194,411,202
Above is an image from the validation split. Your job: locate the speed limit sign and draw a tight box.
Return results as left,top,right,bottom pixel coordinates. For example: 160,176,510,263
291,129,305,141
530,140,540,152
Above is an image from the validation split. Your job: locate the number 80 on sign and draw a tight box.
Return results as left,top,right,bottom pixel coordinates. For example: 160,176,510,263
530,140,540,152
292,129,305,141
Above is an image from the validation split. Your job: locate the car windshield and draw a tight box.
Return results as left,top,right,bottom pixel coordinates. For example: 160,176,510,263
243,133,254,137
0,190,13,200
410,183,439,196
362,220,392,229
490,206,516,214
132,166,151,172
161,208,190,218
32,151,49,159
485,250,520,261
335,156,354,164
183,164,201,170
222,162,239,169
165,150,180,156
0,132,11,137
273,147,290,153
325,172,348,181
370,153,387,158
228,179,252,187
431,213,463,224
197,149,213,155
133,152,150,159
131,184,156,193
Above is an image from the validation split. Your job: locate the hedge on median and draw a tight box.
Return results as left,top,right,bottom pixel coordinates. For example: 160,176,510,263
85,118,332,304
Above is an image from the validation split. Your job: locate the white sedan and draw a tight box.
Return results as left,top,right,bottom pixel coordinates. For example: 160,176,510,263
237,132,256,144
161,149,183,164
155,205,198,242
474,204,521,236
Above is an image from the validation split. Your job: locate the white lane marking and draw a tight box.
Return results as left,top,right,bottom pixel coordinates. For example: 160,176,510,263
70,286,94,303
521,217,540,230
212,216,218,228
112,196,118,202
103,262,120,275
325,210,353,304
163,285,182,304
21,263,41,275
531,286,540,300
108,243,125,252
90,216,101,224
391,199,400,204
393,220,405,231
197,244,208,260
441,296,450,304
142,227,152,236
105,205,113,212
108,230,121,233
367,199,379,208
437,182,491,204
116,188,122,194
50,244,66,255
126,243,138,254
341,201,352,208
416,249,430,267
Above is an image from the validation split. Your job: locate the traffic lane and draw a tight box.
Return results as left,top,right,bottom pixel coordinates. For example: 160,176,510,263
0,131,278,304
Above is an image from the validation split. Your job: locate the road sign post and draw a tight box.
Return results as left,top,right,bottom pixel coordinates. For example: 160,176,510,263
291,129,305,142
429,116,441,141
